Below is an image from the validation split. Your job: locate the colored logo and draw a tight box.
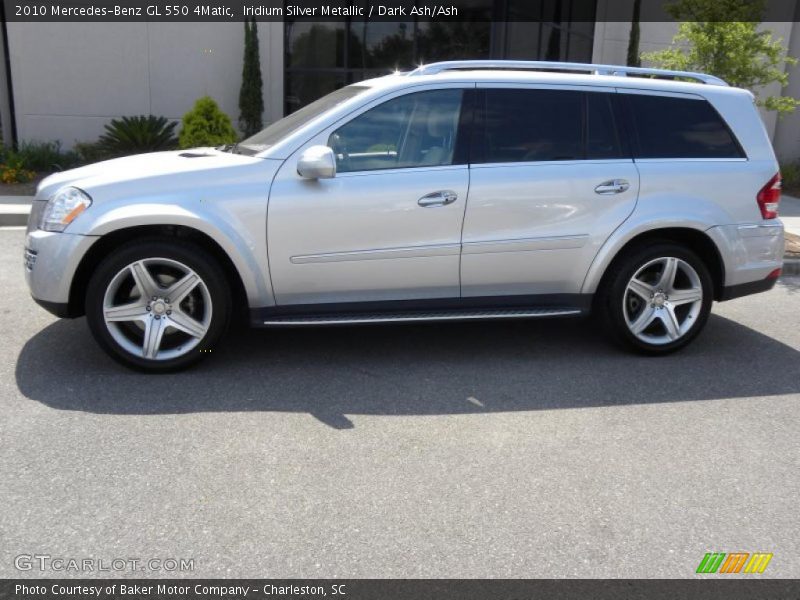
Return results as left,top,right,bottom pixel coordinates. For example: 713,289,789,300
696,552,773,574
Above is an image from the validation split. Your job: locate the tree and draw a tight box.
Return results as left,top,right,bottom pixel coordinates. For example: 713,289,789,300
642,0,798,114
238,17,264,137
179,96,238,149
626,0,642,67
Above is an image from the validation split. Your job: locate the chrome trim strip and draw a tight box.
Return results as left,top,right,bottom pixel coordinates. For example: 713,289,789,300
633,158,748,163
291,242,461,264
462,234,589,255
737,223,783,238
263,308,582,326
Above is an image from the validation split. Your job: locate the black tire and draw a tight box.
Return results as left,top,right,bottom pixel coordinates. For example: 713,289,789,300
596,242,714,355
85,238,232,372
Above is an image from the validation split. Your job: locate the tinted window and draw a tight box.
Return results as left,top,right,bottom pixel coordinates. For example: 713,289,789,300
587,92,623,159
475,89,625,163
626,94,743,159
329,89,463,173
481,89,583,163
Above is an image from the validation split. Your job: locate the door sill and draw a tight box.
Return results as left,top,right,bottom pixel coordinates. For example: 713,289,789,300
257,307,581,327
250,294,591,327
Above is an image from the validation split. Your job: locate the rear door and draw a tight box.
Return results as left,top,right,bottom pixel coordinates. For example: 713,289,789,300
460,85,640,298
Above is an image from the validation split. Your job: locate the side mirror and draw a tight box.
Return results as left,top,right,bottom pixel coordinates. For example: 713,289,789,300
297,145,336,179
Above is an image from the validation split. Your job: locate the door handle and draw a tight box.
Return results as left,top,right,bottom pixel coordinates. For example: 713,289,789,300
418,190,458,207
594,179,630,195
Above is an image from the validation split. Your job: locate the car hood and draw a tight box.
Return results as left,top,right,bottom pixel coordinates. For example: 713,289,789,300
36,148,270,200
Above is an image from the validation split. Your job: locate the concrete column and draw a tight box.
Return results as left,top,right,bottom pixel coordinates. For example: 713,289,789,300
0,21,13,147
773,17,800,163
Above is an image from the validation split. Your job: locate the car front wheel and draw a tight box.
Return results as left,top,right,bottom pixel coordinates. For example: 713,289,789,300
85,239,231,372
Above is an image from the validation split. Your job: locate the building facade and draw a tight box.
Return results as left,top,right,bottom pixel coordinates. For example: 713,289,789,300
1,1,799,162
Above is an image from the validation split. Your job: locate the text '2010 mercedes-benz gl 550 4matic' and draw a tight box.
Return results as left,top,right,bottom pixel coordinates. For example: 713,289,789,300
25,61,785,372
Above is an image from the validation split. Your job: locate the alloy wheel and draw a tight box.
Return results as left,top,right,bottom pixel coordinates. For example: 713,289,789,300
102,257,212,360
622,256,704,345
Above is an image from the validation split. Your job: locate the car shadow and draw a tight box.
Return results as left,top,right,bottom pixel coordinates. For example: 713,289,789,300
15,313,800,429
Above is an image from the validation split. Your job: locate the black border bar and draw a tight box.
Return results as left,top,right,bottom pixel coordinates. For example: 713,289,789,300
3,579,800,600
2,0,799,22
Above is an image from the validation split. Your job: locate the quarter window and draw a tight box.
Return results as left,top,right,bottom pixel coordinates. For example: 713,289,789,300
328,89,464,173
625,94,744,159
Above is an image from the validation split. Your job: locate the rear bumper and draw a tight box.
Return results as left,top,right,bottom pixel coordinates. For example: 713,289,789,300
706,221,784,296
719,274,779,301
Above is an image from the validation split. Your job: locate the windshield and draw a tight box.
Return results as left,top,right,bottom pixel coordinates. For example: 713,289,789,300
237,85,369,155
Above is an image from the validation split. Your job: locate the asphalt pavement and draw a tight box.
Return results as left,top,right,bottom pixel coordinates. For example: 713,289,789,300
1,228,799,578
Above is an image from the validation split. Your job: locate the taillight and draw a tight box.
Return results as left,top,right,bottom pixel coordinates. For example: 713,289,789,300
757,172,781,219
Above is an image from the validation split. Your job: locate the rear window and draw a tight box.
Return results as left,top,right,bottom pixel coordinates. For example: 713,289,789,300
474,89,625,164
625,93,744,159
479,89,583,163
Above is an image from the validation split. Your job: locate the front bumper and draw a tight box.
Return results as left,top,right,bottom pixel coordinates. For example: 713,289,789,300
24,228,98,317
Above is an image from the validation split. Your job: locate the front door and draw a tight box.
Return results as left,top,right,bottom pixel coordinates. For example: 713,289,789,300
268,87,470,306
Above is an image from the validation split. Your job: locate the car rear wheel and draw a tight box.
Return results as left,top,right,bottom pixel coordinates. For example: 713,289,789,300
86,239,231,372
597,243,713,354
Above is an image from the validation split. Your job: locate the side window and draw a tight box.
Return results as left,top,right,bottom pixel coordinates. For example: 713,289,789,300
586,92,624,159
479,89,583,163
626,94,744,159
328,89,463,173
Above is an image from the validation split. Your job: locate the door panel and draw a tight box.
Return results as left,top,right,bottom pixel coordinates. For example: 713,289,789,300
461,160,639,296
268,165,469,305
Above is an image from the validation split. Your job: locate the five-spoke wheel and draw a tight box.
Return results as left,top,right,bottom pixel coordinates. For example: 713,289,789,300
597,243,713,354
86,239,231,371
103,258,212,360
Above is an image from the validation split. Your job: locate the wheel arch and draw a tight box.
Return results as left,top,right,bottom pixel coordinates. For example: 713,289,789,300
585,226,726,301
67,225,251,321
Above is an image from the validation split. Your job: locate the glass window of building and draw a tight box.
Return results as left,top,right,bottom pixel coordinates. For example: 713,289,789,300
284,0,596,114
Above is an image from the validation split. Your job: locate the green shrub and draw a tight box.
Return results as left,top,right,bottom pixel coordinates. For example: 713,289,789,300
239,17,264,137
4,140,81,172
73,140,114,164
98,115,178,157
179,96,238,149
782,161,800,195
0,154,35,184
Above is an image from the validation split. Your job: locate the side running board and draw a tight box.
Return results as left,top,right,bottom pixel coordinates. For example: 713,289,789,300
261,307,581,326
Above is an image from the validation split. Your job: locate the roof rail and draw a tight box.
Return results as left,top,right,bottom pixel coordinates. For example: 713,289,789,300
406,60,728,86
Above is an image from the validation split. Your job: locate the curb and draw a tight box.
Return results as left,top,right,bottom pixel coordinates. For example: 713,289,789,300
0,204,31,227
783,258,800,276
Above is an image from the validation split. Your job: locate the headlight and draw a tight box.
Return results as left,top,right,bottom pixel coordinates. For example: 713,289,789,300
40,187,92,232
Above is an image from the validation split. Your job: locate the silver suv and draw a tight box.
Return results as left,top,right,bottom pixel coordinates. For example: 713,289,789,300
24,60,785,371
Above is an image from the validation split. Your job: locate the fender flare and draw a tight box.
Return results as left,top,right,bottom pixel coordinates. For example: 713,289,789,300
76,204,272,306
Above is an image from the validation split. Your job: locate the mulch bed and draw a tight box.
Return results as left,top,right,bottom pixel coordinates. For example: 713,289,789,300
0,173,51,197
786,232,800,258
